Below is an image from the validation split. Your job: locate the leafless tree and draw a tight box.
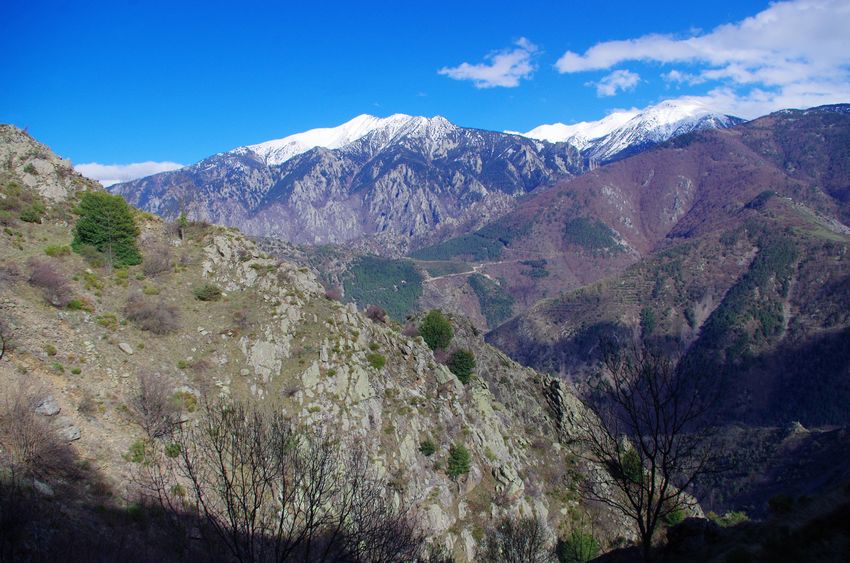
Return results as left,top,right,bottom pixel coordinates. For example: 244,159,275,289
573,343,718,562
139,400,424,563
128,371,179,439
480,514,553,562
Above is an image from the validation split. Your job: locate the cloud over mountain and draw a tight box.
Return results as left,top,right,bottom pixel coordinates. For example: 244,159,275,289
74,161,184,187
556,0,850,117
439,38,538,88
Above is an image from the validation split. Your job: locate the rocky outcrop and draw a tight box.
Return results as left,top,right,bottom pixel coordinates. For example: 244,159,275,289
193,232,600,559
0,124,92,202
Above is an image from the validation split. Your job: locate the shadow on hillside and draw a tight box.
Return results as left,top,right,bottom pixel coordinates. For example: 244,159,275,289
0,456,220,562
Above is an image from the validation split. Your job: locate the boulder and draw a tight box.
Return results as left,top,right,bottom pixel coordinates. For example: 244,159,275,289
35,395,60,416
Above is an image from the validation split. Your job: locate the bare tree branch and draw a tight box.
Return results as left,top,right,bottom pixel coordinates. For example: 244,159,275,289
572,341,719,562
137,400,424,562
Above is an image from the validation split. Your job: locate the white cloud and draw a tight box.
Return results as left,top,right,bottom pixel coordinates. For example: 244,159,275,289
662,69,706,85
555,0,850,117
439,37,538,88
592,69,640,96
74,161,183,187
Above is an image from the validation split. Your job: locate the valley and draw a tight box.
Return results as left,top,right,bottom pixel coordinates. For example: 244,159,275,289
2,104,849,561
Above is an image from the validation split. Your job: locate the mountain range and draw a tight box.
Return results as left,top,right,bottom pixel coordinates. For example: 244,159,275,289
109,100,740,253
4,100,850,560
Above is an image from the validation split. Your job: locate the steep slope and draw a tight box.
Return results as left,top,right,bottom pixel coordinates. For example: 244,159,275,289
0,125,631,560
110,116,585,254
485,106,850,428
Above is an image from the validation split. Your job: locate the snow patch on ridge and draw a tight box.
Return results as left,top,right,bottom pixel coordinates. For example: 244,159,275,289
517,99,740,160
237,114,456,166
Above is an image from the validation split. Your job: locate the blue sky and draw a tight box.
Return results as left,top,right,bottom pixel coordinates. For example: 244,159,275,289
2,0,848,180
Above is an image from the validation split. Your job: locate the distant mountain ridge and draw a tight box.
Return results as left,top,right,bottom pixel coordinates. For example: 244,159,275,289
109,100,740,252
110,115,585,251
516,99,743,162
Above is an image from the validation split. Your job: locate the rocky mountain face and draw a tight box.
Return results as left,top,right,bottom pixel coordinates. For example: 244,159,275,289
109,115,585,254
0,126,634,560
108,102,740,256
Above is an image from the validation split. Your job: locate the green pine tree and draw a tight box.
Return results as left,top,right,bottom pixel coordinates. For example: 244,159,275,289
72,192,141,267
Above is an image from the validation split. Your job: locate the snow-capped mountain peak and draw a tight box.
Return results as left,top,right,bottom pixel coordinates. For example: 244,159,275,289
518,99,741,161
520,109,639,150
240,114,456,166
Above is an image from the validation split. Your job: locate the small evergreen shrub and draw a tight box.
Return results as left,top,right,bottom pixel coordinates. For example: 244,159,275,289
419,310,453,350
620,448,643,484
193,284,222,301
663,507,685,527
640,307,656,336
44,245,71,257
173,391,198,413
707,511,749,527
366,352,386,370
96,313,118,330
448,349,475,384
66,298,94,312
125,439,148,464
419,439,436,456
447,443,471,478
19,204,45,223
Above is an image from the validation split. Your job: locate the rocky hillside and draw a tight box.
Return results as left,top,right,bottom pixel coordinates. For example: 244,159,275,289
109,116,585,255
0,125,636,560
484,106,850,421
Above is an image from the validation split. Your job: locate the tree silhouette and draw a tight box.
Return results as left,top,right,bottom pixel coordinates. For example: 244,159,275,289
574,342,719,562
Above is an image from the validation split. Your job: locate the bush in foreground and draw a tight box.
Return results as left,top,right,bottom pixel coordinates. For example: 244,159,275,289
419,309,453,350
481,515,552,563
124,292,180,334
